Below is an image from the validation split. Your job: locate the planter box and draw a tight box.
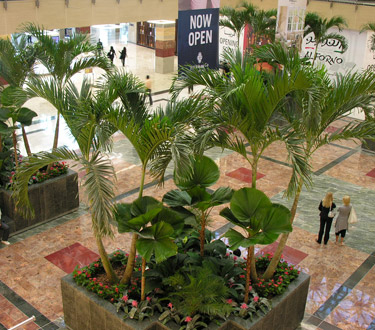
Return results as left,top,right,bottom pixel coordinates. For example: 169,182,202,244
0,169,79,234
61,272,310,330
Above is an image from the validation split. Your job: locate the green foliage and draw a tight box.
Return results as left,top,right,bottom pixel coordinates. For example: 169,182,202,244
221,188,292,250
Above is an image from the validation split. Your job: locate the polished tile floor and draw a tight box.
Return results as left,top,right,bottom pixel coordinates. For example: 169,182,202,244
1,28,375,330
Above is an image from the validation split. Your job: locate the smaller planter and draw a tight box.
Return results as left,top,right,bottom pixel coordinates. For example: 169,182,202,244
0,169,79,234
61,272,310,330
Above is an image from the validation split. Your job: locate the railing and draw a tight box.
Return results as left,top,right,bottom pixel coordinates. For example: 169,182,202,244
312,0,375,6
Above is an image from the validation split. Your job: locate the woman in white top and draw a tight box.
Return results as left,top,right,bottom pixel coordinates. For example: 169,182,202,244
335,195,352,246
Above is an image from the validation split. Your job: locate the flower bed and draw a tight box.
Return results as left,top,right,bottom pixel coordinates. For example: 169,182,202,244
71,248,302,329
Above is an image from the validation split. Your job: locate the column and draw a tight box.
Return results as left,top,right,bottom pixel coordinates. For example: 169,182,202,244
154,21,176,74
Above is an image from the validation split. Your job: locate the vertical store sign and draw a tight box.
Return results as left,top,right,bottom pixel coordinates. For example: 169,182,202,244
178,0,220,69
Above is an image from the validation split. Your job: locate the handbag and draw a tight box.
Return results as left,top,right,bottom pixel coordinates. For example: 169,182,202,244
328,205,335,218
348,207,358,224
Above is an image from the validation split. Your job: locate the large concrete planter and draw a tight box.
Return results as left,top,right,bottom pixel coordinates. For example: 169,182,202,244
0,169,79,234
61,272,310,330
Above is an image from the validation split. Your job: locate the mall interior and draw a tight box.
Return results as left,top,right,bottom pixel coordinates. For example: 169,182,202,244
1,0,375,329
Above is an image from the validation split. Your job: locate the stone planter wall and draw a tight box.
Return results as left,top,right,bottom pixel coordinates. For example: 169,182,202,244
0,169,79,234
61,272,310,330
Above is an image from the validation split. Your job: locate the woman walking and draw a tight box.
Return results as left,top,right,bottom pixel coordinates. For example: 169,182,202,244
316,192,336,245
335,196,352,246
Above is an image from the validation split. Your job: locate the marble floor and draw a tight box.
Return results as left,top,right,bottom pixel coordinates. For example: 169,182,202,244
1,27,375,330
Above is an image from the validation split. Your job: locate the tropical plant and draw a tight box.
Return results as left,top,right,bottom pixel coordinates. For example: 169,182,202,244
304,12,348,65
21,22,111,150
0,34,38,157
105,70,204,285
221,187,292,303
12,77,120,283
256,43,375,279
163,155,233,256
171,48,311,281
114,196,186,301
361,23,375,52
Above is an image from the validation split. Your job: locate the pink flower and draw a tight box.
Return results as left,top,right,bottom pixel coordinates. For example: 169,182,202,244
226,299,233,304
253,296,259,302
285,272,289,275
240,275,245,278
77,271,82,275
99,291,103,294
233,256,238,261
115,288,119,293
110,298,114,302
146,297,151,302
132,300,138,307
168,302,173,309
185,316,192,322
122,295,129,302
248,286,252,291
105,285,109,289
240,303,248,309
94,263,99,267
93,278,97,281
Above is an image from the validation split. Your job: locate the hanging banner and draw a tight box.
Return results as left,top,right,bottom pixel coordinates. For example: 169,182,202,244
178,0,220,69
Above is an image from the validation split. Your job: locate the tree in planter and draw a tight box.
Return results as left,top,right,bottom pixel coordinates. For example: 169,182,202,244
114,196,186,301
162,155,233,257
171,48,311,280
21,22,111,151
253,43,375,279
304,12,348,66
12,78,119,283
221,187,292,304
0,35,38,157
106,71,204,285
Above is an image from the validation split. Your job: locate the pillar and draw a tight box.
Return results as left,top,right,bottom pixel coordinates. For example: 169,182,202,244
154,21,176,74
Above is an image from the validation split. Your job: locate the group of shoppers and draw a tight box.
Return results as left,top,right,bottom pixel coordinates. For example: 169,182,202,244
316,192,353,246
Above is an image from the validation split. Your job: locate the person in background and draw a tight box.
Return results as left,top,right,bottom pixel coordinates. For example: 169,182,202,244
316,192,336,245
335,195,352,246
119,46,127,67
107,46,116,64
0,209,10,246
96,39,103,55
145,75,153,106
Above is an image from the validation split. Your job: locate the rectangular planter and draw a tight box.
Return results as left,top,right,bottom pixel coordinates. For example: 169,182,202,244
0,169,79,234
61,272,310,330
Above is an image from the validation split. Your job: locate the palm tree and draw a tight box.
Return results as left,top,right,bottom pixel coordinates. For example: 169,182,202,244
257,44,375,279
12,77,119,283
220,4,255,46
21,23,111,151
361,23,375,52
304,12,348,66
0,34,38,157
104,71,204,285
171,48,312,282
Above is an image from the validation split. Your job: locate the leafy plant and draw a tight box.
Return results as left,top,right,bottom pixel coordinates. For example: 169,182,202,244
163,155,233,256
221,188,292,303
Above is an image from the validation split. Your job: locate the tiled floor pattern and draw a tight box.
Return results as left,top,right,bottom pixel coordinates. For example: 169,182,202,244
1,30,375,330
226,167,265,183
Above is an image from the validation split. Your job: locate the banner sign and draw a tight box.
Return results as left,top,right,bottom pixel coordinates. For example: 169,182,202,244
178,1,220,69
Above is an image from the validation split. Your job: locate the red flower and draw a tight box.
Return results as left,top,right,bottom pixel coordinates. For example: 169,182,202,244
94,263,99,267
132,300,138,307
240,303,248,309
233,256,238,261
115,288,119,293
146,297,151,302
111,298,114,302
253,296,259,302
122,295,128,302
105,285,109,289
226,299,233,304
285,272,289,275
239,275,245,278
77,271,82,275
185,316,192,322
168,302,173,309
99,291,103,294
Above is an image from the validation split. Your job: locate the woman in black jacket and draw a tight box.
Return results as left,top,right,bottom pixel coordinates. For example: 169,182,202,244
316,192,336,245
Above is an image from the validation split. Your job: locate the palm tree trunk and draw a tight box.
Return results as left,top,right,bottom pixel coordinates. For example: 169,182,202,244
312,46,318,66
251,161,257,188
121,233,138,284
199,211,206,257
244,246,252,304
21,125,32,156
121,167,146,285
12,131,19,168
262,178,303,280
95,233,118,284
141,257,146,301
52,114,60,150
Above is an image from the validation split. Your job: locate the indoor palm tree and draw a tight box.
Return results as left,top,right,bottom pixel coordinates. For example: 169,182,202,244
21,23,111,151
12,77,119,283
256,44,375,279
0,34,38,157
304,12,348,65
104,71,205,285
171,48,312,281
